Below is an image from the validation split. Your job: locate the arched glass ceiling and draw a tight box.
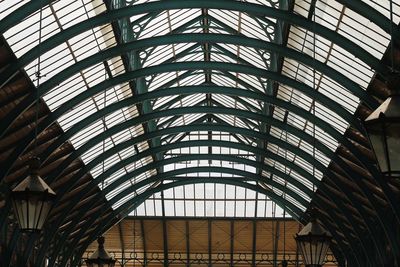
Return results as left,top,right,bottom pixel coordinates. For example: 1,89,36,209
1,0,399,219
134,184,290,217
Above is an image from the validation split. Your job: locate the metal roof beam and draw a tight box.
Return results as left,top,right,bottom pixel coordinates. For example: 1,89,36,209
160,114,211,145
46,124,328,197
8,83,352,182
209,98,260,128
4,0,397,45
102,154,313,206
159,112,257,147
0,52,366,141
32,103,364,189
1,1,393,95
103,0,156,169
159,114,255,148
259,0,292,178
153,69,196,91
154,85,262,127
106,0,162,166
1,70,362,182
0,32,374,139
155,98,212,130
144,44,203,89
208,115,256,145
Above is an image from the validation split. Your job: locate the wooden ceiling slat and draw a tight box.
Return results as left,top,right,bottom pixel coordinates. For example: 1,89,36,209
167,220,186,252
85,218,338,266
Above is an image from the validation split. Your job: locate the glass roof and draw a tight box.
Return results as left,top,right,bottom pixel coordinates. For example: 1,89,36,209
1,0,399,218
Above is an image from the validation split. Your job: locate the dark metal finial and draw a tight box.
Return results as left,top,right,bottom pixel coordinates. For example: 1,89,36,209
29,157,41,174
97,236,105,248
308,207,318,222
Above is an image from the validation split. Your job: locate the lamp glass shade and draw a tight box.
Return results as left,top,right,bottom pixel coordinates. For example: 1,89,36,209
85,237,116,267
295,220,332,266
364,95,400,178
11,160,56,232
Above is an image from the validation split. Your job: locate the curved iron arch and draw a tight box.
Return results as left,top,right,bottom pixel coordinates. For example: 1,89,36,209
1,79,347,178
0,74,367,181
0,32,373,139
93,143,314,201
0,83,353,200
0,0,394,76
35,104,343,187
1,71,361,180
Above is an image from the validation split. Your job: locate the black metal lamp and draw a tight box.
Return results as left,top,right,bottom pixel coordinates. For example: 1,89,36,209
364,0,400,178
10,157,56,231
85,236,116,267
295,213,332,267
364,75,400,178
10,3,56,232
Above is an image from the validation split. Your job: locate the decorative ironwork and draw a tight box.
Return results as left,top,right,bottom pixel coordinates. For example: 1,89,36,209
81,251,337,266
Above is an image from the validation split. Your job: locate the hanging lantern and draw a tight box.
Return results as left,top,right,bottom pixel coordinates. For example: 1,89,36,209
295,215,332,267
10,157,56,231
85,236,116,267
364,75,400,178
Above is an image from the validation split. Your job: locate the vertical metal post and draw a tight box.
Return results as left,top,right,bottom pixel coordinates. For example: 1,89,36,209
208,219,212,267
230,221,234,267
273,220,280,267
161,191,169,267
118,222,125,266
140,219,147,267
185,220,190,267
